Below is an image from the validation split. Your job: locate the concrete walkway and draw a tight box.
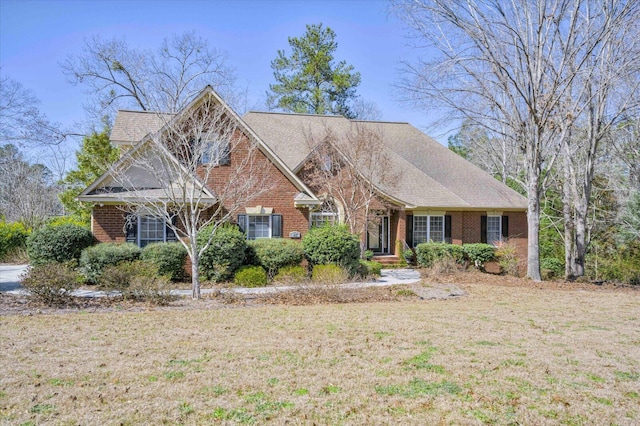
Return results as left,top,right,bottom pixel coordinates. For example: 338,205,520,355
0,265,422,298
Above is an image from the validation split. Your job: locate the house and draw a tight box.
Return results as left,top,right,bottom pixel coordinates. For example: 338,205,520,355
79,86,528,263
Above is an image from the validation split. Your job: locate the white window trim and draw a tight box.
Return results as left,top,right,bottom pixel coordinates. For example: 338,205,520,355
487,215,502,246
413,215,445,245
138,215,167,247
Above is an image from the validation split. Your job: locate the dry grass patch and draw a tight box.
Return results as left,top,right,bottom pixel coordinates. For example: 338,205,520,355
1,282,639,424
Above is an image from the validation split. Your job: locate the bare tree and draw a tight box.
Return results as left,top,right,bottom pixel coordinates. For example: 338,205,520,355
94,90,273,298
393,0,637,280
61,31,237,118
0,144,63,227
300,122,399,253
0,73,70,147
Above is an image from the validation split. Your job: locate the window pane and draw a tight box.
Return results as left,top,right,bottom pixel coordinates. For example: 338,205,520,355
413,216,428,245
429,216,444,242
310,212,338,228
248,215,270,239
487,216,501,245
139,216,165,247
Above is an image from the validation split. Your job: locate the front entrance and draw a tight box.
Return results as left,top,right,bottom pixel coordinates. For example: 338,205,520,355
367,215,389,254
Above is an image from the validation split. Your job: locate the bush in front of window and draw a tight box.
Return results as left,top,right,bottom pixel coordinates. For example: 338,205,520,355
27,223,95,266
79,242,141,284
462,243,496,270
246,239,304,279
140,242,188,281
234,265,268,287
302,224,360,276
415,242,464,268
311,264,349,284
198,224,247,282
21,262,82,306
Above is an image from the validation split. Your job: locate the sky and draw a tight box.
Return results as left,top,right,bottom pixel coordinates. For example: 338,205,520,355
1,0,448,164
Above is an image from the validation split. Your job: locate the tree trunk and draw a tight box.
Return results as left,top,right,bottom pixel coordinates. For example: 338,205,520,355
190,239,201,299
563,152,576,280
527,173,542,282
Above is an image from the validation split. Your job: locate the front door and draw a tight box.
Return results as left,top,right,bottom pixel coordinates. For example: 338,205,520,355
367,215,389,254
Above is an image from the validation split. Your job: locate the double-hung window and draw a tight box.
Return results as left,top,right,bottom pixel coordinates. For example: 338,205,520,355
125,214,178,247
413,215,445,245
310,199,339,228
238,214,283,240
486,216,502,246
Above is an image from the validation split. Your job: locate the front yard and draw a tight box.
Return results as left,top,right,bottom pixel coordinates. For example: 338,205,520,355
1,276,639,425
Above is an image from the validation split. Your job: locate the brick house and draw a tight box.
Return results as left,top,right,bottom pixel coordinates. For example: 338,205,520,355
79,86,528,262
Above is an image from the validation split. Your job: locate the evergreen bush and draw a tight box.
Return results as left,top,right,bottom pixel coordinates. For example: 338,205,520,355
273,265,307,283
80,242,141,284
198,224,247,282
246,239,304,279
415,242,464,268
540,257,564,280
359,260,382,277
302,225,360,275
140,242,188,281
462,243,496,269
27,223,94,266
99,260,174,305
234,265,268,287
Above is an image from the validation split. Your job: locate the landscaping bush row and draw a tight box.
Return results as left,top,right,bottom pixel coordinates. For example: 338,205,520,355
415,242,497,270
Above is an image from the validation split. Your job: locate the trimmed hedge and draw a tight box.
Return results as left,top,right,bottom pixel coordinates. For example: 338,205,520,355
247,239,304,278
302,225,360,275
80,243,141,284
234,265,268,287
0,220,29,260
463,244,496,269
415,242,464,268
141,242,188,281
359,260,382,277
27,223,94,266
198,224,246,282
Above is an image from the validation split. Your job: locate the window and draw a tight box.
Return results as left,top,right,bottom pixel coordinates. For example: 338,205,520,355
487,216,501,245
310,199,339,228
125,214,177,247
249,215,270,239
413,215,445,245
201,140,230,165
237,214,283,240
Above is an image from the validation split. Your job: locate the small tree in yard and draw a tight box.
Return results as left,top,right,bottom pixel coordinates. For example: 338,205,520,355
300,122,399,255
105,89,273,298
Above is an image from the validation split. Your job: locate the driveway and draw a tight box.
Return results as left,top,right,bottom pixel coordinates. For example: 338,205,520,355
0,264,29,292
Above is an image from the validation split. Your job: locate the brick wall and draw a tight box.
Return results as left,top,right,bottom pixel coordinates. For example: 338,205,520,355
92,205,127,243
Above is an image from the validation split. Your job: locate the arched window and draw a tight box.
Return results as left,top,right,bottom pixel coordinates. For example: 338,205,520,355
310,199,339,228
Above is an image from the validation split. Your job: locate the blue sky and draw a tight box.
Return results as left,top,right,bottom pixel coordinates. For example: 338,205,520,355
1,0,449,148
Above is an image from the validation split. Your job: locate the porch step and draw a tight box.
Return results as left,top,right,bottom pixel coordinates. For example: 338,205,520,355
372,255,403,266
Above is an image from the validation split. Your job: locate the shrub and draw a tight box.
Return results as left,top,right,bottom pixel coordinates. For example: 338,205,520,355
21,263,81,306
363,250,374,261
359,260,382,278
246,239,304,279
430,256,459,274
311,264,349,284
80,243,141,284
302,225,360,275
0,220,29,261
46,215,90,229
234,265,268,287
462,244,496,270
402,249,415,265
273,265,308,283
27,223,94,266
592,243,640,285
141,242,188,281
198,224,246,282
99,260,174,305
540,257,565,280
415,242,464,268
495,241,519,276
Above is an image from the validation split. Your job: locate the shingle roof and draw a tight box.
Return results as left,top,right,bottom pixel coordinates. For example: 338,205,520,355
110,110,174,145
243,112,527,210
